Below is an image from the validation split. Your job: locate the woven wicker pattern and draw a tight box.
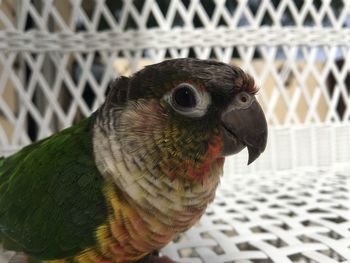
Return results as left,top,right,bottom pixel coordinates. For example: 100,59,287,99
1,2,350,261
3,28,350,52
162,166,350,262
1,1,350,159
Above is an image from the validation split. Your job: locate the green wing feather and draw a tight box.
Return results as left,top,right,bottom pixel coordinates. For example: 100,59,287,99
0,117,107,260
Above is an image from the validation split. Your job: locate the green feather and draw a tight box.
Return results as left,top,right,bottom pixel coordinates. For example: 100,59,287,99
0,117,108,260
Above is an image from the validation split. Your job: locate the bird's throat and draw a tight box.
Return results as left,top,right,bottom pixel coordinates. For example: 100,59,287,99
91,100,225,261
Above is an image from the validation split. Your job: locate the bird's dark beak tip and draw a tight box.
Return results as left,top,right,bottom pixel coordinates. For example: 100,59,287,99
247,146,261,165
247,153,260,165
246,133,268,165
247,158,254,166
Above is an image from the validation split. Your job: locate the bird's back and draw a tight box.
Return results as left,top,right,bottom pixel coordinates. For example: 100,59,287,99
0,117,108,261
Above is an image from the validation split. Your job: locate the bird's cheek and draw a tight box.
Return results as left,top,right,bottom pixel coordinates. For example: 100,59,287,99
181,134,225,181
207,134,225,160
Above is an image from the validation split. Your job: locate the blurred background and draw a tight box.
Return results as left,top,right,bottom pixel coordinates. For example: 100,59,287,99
1,1,350,262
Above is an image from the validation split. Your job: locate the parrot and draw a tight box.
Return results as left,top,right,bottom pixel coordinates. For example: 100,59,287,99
0,58,267,263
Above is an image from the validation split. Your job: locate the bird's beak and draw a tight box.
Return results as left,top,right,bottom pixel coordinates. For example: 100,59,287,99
220,93,268,165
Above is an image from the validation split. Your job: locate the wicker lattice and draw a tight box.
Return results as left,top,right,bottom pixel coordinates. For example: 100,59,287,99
162,166,350,263
1,0,350,163
1,1,350,262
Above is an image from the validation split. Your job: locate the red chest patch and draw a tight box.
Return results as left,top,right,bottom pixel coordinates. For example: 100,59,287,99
181,135,224,182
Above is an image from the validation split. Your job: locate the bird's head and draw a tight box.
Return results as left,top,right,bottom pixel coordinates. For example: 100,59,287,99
96,58,267,183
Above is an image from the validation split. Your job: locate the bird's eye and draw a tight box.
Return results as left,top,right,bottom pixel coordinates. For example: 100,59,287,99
173,84,197,108
164,83,211,118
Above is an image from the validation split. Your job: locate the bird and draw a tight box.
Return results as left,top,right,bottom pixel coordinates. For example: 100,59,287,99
0,58,267,263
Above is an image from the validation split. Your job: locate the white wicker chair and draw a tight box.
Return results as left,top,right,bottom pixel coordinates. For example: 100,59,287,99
1,1,350,262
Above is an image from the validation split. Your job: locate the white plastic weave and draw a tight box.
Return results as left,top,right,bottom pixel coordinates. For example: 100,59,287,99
1,1,350,262
162,167,350,263
1,0,350,161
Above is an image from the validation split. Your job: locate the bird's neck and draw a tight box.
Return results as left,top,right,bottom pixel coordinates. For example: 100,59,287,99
92,117,224,260
92,119,224,215
92,102,225,206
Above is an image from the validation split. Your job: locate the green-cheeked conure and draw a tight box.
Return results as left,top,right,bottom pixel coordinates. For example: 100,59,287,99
0,58,267,263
